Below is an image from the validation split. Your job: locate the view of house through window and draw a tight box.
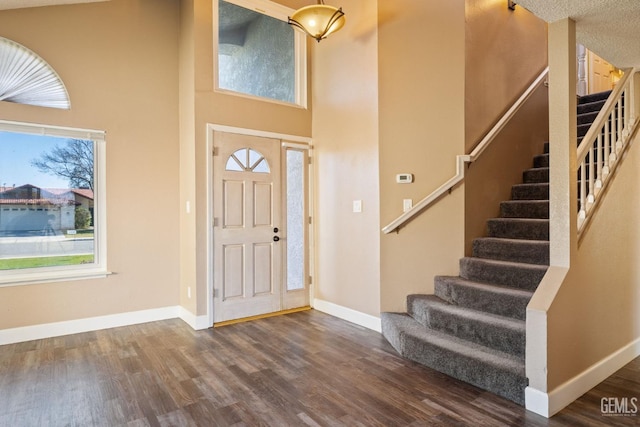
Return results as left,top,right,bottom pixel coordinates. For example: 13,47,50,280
0,131,97,272
217,0,304,105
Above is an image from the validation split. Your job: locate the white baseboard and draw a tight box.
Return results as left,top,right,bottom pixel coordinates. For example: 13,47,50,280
0,306,180,346
312,298,381,333
178,306,211,330
526,336,640,417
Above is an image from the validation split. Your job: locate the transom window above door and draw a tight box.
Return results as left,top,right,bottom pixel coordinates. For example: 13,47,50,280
215,0,307,107
225,148,271,173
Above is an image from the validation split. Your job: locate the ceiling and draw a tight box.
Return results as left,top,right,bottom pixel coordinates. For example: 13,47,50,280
2,0,639,68
0,0,106,10
516,0,640,69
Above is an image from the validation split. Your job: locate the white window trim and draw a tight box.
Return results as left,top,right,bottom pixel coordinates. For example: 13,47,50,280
0,119,109,287
213,0,308,108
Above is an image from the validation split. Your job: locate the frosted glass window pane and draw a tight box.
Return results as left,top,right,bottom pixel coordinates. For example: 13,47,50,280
225,148,270,173
286,150,304,290
252,158,269,173
248,149,262,167
218,0,295,104
226,156,244,171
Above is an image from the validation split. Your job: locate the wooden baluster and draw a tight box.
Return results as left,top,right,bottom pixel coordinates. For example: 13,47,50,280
587,144,595,207
596,132,603,191
617,97,623,151
579,159,587,226
603,118,611,175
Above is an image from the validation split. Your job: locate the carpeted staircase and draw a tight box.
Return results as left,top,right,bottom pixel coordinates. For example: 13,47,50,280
381,90,612,405
578,90,612,145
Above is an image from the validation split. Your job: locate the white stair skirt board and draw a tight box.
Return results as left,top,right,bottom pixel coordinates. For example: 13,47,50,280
0,306,211,346
312,298,382,333
525,336,640,418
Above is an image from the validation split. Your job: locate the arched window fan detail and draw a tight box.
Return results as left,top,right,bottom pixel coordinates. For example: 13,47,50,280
0,37,71,110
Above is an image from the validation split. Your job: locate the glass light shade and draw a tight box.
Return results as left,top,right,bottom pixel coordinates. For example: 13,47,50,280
288,5,345,42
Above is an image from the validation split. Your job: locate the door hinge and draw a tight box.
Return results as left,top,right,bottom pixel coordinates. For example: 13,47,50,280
308,216,312,225
308,276,312,285
308,157,312,165
213,217,219,227
213,147,219,156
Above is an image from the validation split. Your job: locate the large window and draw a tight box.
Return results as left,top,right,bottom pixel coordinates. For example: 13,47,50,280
0,121,107,285
215,0,307,107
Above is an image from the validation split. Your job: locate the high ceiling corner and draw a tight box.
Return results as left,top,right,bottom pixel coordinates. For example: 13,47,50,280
514,0,640,68
0,0,108,11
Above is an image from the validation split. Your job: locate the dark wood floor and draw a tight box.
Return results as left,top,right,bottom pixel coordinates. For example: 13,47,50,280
0,310,638,426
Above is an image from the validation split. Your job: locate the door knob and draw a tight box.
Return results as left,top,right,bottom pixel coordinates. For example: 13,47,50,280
273,236,280,242
273,227,279,233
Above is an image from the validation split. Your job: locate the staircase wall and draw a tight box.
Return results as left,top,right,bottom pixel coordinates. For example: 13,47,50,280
464,0,548,153
379,0,466,313
465,83,549,256
545,128,640,392
464,0,548,256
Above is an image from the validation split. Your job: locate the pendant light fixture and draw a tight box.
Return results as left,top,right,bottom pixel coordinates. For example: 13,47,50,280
288,0,345,42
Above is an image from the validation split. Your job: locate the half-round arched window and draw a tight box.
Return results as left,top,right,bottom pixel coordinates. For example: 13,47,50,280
225,148,270,173
0,37,71,109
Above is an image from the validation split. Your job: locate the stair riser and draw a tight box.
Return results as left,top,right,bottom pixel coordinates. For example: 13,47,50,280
487,219,549,240
459,258,547,291
533,154,549,168
511,184,549,200
578,111,599,125
523,168,549,184
500,201,549,219
408,302,525,358
473,239,549,265
434,277,530,320
381,319,526,405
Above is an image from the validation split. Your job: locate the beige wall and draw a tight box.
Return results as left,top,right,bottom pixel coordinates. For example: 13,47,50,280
546,128,640,389
464,0,548,254
185,0,313,316
464,84,549,254
311,0,380,316
0,0,181,329
465,0,548,152
179,0,197,314
379,0,466,312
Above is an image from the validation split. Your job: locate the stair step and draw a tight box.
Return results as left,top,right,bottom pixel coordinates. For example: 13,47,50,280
407,295,526,358
500,200,549,219
578,110,599,125
487,218,549,240
578,123,591,138
577,99,607,115
533,153,549,168
578,90,611,104
511,183,549,200
459,257,547,291
434,276,532,320
381,312,526,404
473,237,549,265
523,167,549,183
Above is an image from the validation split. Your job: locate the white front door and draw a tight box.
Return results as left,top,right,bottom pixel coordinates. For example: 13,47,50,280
213,131,283,323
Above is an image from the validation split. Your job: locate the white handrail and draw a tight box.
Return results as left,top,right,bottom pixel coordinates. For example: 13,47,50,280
382,67,549,234
576,68,637,236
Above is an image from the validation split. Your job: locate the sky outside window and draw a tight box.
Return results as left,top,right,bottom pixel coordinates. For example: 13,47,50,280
0,131,69,189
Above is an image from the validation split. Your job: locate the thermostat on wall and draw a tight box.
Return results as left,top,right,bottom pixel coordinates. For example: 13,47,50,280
396,173,413,184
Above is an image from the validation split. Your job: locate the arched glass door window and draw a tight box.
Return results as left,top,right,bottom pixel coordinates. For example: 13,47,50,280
225,148,270,173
